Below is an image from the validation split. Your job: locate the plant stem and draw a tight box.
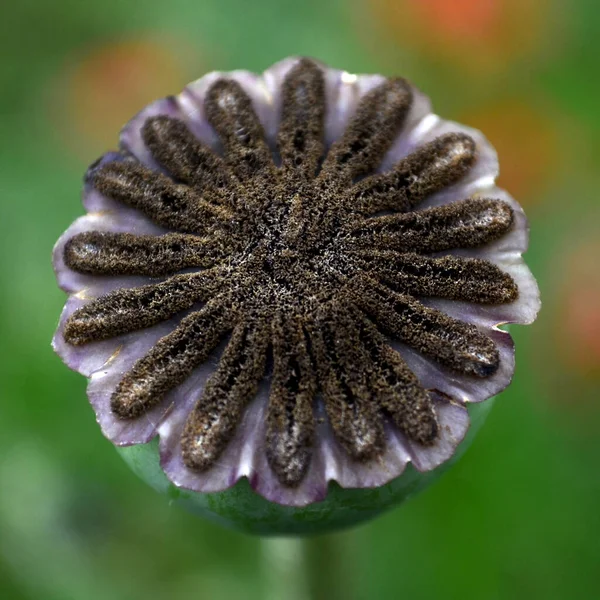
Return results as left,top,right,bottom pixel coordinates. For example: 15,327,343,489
262,531,358,600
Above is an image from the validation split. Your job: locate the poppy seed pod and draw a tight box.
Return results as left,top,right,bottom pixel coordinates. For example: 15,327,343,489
53,57,540,534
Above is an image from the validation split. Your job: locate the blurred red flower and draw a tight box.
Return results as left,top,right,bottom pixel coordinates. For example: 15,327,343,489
368,0,554,72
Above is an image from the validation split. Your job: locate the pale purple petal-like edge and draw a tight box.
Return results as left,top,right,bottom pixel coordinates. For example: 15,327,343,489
52,57,539,506
159,386,468,507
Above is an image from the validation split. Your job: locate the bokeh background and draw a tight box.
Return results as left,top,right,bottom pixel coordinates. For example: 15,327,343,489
1,0,599,598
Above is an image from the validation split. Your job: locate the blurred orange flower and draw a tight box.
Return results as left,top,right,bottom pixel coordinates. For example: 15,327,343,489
55,36,196,157
556,240,600,378
368,0,553,72
461,100,560,202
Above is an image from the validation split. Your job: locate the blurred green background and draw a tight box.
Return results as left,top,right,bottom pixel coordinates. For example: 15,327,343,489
1,0,599,598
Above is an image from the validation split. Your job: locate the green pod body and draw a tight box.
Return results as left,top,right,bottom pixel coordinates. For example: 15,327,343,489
117,401,493,536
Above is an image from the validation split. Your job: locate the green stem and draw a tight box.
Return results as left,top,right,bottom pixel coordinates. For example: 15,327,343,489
262,531,358,600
